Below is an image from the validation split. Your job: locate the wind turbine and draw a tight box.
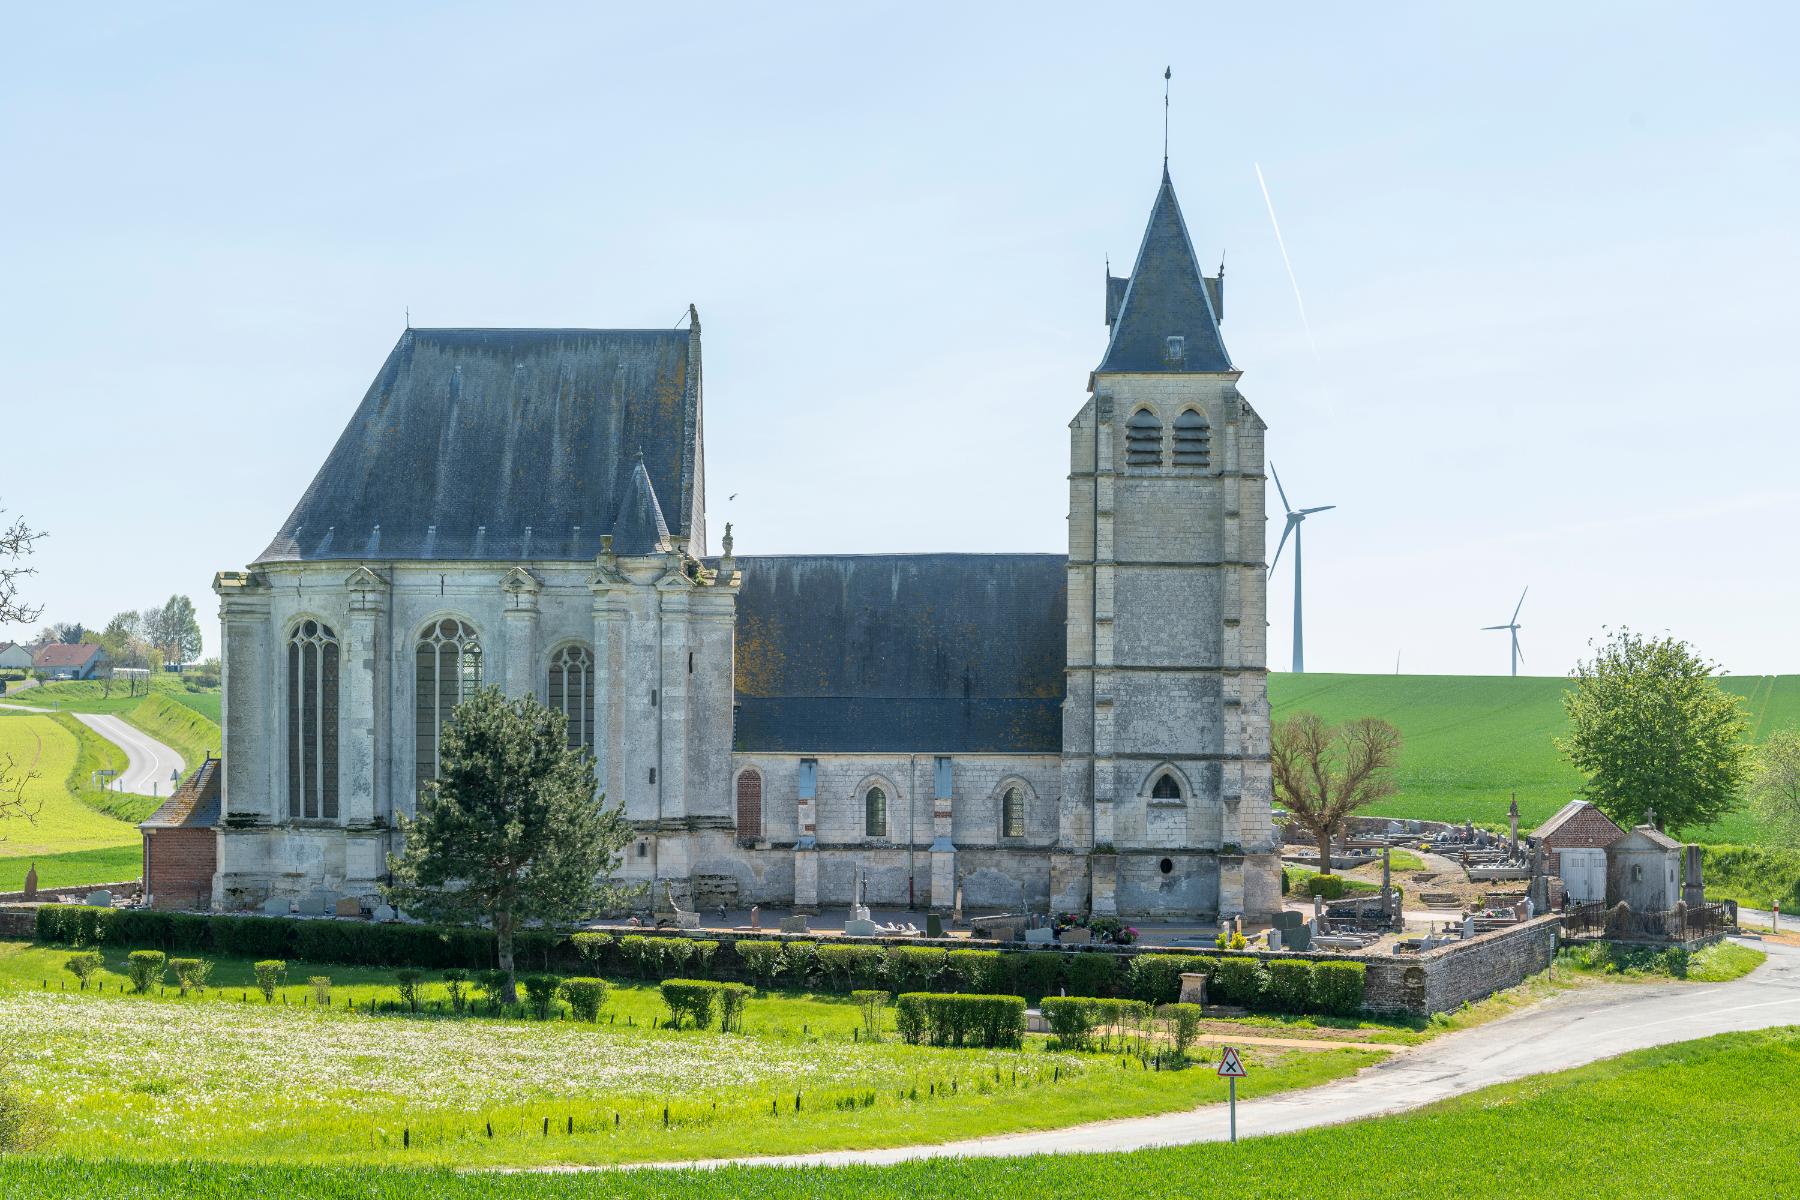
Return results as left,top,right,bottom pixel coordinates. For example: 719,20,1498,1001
1268,463,1335,674
1482,587,1528,676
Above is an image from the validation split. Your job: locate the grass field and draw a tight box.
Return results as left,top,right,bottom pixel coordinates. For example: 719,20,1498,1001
0,942,1373,1168
0,846,142,892
6,672,220,719
0,1025,1793,1198
1268,672,1800,845
123,693,221,770
0,714,141,863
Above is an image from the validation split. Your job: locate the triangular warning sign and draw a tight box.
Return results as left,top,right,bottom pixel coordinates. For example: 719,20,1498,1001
1216,1046,1248,1078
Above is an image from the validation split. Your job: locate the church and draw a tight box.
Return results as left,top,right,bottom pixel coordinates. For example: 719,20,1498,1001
204,166,1281,921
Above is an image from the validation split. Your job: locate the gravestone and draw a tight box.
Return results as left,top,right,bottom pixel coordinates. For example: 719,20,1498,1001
84,890,113,908
749,905,761,932
372,903,397,923
1682,845,1705,908
297,890,334,916
1273,910,1303,932
1178,972,1207,1005
262,896,291,917
1059,927,1091,945
1267,928,1283,951
1461,914,1476,940
335,898,363,918
1285,922,1311,952
1024,927,1056,944
925,913,944,939
22,863,37,901
778,914,810,934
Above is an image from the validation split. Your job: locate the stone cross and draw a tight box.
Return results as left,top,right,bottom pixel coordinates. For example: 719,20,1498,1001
22,863,37,902
1644,806,1657,829
1508,795,1520,855
1381,847,1394,923
750,905,761,932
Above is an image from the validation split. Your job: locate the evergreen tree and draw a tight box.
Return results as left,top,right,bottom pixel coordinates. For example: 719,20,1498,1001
1559,628,1750,835
384,687,634,1002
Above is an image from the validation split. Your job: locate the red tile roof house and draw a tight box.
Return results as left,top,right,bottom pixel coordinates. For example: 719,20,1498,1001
32,642,108,680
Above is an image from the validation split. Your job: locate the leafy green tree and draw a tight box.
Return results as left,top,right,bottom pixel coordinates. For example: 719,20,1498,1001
384,687,633,1003
148,595,203,664
1749,728,1800,845
1558,628,1750,835
1270,712,1403,875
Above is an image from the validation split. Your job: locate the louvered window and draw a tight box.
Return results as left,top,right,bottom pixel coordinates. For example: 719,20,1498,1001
547,643,595,750
1126,408,1163,466
287,620,339,821
736,770,763,837
415,618,482,790
1173,408,1211,467
1152,774,1182,801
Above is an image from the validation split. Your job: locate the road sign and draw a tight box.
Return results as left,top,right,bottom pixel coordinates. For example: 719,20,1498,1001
1217,1046,1248,1078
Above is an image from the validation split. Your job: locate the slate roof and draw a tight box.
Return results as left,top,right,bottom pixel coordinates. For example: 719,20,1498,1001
612,454,672,555
1097,168,1233,374
141,757,221,830
1616,824,1682,851
256,324,705,564
1532,799,1622,842
727,554,1067,754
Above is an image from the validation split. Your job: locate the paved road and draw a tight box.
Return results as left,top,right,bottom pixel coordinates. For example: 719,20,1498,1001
614,938,1800,1171
0,703,184,797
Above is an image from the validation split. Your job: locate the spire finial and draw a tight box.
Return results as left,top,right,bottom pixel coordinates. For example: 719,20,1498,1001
1163,66,1172,165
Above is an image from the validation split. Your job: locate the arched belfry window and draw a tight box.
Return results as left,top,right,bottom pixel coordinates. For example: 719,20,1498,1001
1173,408,1211,467
1002,786,1025,839
865,785,888,838
547,643,595,751
415,618,482,788
1152,774,1182,801
287,620,339,821
1126,408,1163,466
736,769,763,837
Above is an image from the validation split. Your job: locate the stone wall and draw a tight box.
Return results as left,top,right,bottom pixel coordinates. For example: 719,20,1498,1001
1360,916,1561,1017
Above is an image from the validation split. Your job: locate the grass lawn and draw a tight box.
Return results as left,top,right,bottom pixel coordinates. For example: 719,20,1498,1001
0,714,142,862
0,1026,1794,1198
0,846,142,892
0,941,1376,1168
1556,940,1767,984
1269,671,1800,846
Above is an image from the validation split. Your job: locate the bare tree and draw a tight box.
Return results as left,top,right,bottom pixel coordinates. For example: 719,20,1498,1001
0,748,43,827
0,506,45,627
1270,712,1403,876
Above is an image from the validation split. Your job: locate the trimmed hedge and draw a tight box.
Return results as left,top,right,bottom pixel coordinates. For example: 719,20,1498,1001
1266,959,1314,1013
1064,952,1121,998
894,993,1026,1049
884,946,947,992
559,977,609,1021
1013,952,1063,1004
1040,995,1099,1049
1310,961,1367,1015
1208,956,1270,1007
659,978,751,1030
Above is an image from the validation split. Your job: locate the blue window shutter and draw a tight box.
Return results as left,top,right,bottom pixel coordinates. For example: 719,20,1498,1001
934,757,953,799
799,758,817,800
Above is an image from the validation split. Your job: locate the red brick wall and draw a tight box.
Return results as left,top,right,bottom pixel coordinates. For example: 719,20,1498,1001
145,829,215,911
1544,807,1624,874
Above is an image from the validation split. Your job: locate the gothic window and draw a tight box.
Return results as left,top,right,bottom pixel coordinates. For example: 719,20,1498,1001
286,619,339,821
1173,408,1211,467
865,785,888,838
736,769,763,838
415,618,482,789
1002,786,1025,839
1126,408,1163,466
1152,773,1182,801
547,642,595,751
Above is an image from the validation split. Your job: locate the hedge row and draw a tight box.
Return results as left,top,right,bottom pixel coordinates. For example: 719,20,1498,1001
33,906,1366,1015
894,993,1026,1049
658,978,751,1031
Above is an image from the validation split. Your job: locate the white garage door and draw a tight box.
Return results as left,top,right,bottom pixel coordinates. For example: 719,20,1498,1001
1561,847,1607,903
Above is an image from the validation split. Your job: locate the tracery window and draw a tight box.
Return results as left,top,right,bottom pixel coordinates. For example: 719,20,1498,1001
1152,773,1182,801
1002,786,1025,838
865,785,888,838
287,619,339,820
736,769,763,837
1126,407,1163,466
547,642,595,751
415,618,482,788
1173,408,1211,467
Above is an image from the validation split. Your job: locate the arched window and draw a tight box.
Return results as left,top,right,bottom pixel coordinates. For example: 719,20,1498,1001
287,619,339,820
1002,786,1024,839
736,769,763,837
1173,408,1211,467
415,618,482,788
1152,774,1182,801
865,785,888,838
547,643,595,751
1126,408,1163,466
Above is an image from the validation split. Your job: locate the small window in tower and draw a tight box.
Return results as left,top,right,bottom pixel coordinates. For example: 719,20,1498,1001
1126,408,1163,466
1173,408,1211,468
1165,335,1185,363
1152,774,1182,801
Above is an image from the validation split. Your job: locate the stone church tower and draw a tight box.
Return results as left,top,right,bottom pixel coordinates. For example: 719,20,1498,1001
1056,168,1281,919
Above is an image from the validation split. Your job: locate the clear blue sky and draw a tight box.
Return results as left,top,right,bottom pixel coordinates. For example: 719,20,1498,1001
2,3,1795,676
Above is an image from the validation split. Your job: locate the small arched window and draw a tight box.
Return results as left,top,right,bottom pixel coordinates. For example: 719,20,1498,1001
1002,786,1024,839
865,785,888,838
1173,408,1211,467
1152,774,1182,801
547,643,595,751
736,769,763,837
1126,408,1163,466
415,618,482,788
287,619,339,821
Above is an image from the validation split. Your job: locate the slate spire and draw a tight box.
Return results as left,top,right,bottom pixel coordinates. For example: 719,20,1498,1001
611,451,672,555
1096,167,1232,374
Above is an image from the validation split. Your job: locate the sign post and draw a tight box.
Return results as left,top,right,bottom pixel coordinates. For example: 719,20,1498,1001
1217,1045,1248,1142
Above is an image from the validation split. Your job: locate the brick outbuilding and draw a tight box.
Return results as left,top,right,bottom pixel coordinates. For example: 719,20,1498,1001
140,756,220,910
1532,799,1625,875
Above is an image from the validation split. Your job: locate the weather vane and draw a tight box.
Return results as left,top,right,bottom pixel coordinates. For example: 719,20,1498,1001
1164,66,1172,164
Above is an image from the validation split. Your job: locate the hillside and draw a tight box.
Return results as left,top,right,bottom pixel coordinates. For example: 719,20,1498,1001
1267,673,1800,846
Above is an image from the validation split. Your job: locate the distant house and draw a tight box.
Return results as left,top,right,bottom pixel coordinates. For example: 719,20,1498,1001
0,642,33,671
32,642,108,680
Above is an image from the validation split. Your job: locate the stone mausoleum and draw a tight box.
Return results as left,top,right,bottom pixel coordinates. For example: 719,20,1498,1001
206,166,1281,920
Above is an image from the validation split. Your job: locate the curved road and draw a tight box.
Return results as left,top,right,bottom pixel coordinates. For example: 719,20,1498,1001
0,703,184,797
615,938,1800,1171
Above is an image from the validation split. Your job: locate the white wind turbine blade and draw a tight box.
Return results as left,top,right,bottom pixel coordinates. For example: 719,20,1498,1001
1300,505,1336,515
1480,624,1510,631
1511,586,1529,625
1269,515,1298,573
1270,462,1293,514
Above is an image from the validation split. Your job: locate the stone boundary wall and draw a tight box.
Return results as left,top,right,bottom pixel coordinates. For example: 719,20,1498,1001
1360,916,1560,1017
0,880,140,906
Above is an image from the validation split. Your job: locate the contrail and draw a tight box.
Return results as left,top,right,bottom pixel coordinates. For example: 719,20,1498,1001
1255,162,1317,356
